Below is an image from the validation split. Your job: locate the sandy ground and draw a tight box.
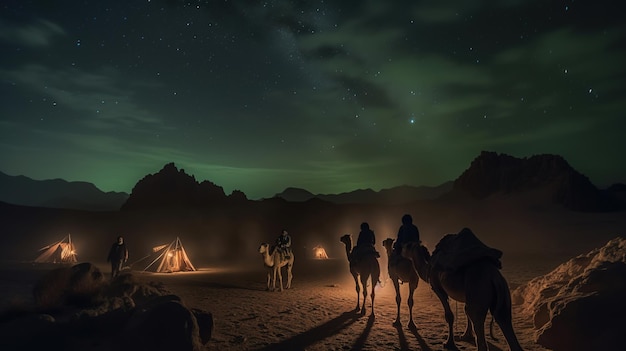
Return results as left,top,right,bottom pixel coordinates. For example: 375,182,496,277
0,256,557,351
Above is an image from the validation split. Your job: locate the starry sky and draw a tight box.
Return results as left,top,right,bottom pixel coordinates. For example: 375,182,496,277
1,0,625,199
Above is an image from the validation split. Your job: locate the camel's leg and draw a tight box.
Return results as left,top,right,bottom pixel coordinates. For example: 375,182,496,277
433,286,458,350
466,303,488,351
277,265,284,291
407,280,417,329
459,311,475,342
266,271,271,291
369,276,376,316
392,279,402,326
441,299,457,350
272,263,278,291
371,264,380,317
360,274,368,315
492,302,523,351
353,274,361,312
286,262,293,289
491,277,524,351
464,273,489,350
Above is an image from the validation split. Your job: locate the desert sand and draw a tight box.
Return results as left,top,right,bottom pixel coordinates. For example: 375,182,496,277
0,251,561,351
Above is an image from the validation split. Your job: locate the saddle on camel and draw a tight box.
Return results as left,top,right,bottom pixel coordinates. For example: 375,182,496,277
350,245,380,263
429,227,503,275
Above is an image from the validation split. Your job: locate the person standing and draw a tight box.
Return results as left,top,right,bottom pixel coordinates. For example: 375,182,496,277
107,235,129,279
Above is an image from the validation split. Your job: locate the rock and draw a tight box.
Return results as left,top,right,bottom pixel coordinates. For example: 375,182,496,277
7,264,212,351
122,298,203,351
192,308,214,344
33,262,106,310
512,237,626,351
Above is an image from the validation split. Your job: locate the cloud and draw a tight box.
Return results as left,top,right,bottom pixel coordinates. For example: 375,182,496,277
1,64,165,130
0,19,65,47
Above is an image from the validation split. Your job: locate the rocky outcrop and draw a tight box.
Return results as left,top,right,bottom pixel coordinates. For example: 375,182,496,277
512,237,626,351
0,263,213,351
121,162,247,210
453,151,619,211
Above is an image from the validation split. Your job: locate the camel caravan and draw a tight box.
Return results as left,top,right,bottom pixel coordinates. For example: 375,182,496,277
339,215,523,351
258,215,524,351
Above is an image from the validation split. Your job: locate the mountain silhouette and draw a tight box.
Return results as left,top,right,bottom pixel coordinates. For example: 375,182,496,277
0,171,128,211
451,151,621,212
274,183,453,205
1,151,623,212
120,162,247,210
1,152,625,264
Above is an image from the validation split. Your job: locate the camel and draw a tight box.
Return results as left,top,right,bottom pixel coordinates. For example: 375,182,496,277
402,240,523,351
258,243,294,292
382,238,419,328
340,234,380,316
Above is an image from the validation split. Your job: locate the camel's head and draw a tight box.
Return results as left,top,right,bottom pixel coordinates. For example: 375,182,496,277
339,234,351,246
382,238,394,253
258,243,270,254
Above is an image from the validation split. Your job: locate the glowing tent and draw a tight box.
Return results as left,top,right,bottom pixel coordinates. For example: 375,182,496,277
312,245,329,259
35,234,78,263
141,237,196,273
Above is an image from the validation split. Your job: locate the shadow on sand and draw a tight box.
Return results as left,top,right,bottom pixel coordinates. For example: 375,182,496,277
392,323,435,351
485,340,504,351
255,310,360,351
408,324,433,351
351,313,375,350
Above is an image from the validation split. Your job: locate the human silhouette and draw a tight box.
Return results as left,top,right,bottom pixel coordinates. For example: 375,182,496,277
392,214,420,257
352,222,379,262
275,229,292,258
107,235,129,279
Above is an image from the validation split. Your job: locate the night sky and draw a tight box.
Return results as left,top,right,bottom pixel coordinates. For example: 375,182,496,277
1,0,625,199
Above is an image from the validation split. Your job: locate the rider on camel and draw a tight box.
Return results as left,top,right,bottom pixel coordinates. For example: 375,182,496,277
352,222,380,262
275,229,292,258
392,214,420,262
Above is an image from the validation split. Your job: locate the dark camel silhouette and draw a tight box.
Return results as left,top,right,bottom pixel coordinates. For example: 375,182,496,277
402,241,523,351
382,238,419,328
340,234,380,316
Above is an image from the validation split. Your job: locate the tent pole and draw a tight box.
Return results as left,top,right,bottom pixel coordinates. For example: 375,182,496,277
143,243,171,271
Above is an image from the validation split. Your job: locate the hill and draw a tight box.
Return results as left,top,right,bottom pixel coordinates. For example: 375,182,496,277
450,151,622,212
120,162,247,210
0,171,128,211
274,183,453,205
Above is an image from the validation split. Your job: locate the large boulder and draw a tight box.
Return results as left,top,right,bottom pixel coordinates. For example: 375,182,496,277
512,237,626,350
33,262,107,310
2,263,212,351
